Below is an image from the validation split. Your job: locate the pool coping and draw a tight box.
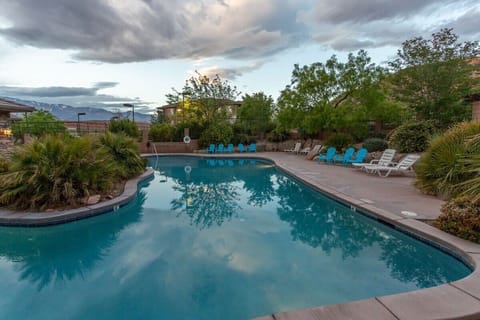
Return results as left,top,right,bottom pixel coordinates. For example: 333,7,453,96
1,154,480,319
0,168,154,227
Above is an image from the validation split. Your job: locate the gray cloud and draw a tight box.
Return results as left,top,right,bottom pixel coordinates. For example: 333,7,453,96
0,82,118,97
0,0,308,63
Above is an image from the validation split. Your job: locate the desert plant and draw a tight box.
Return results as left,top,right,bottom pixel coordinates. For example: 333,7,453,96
0,157,9,173
148,123,176,142
0,135,117,210
435,197,480,243
198,124,233,148
99,131,146,179
108,118,140,139
456,133,480,202
388,121,436,153
324,133,354,150
415,121,480,197
362,138,388,152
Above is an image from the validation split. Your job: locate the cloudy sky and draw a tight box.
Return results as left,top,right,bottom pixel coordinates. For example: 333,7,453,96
0,0,479,114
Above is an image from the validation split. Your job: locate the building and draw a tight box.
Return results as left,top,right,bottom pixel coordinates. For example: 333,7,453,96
0,98,36,138
157,99,242,125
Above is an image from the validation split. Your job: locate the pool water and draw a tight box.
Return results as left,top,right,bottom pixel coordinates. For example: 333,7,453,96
0,156,471,320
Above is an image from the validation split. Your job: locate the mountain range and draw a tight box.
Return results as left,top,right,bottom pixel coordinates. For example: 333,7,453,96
2,97,152,122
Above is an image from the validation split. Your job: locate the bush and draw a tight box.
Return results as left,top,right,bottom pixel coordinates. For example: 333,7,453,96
100,131,146,179
362,138,388,152
325,133,354,150
435,197,480,243
365,131,387,140
0,135,117,210
388,121,436,153
108,119,140,139
0,157,9,173
148,123,176,142
174,120,204,141
415,121,480,197
198,124,234,148
11,110,66,138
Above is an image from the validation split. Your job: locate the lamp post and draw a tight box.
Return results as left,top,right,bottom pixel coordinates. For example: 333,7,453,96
77,112,86,135
123,103,134,122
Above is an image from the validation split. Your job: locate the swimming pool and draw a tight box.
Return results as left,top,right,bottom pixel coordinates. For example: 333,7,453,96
0,156,471,320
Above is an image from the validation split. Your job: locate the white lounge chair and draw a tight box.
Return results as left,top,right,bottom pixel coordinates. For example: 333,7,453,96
300,145,311,154
368,154,421,177
352,149,396,172
305,144,322,160
284,142,302,153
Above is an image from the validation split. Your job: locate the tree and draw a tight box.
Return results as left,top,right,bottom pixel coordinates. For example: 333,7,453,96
389,28,480,129
11,110,66,138
236,92,274,137
108,118,140,139
166,72,240,126
276,50,396,138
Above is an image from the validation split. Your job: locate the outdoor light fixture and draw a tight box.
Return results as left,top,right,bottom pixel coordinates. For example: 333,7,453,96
123,103,135,122
77,112,86,133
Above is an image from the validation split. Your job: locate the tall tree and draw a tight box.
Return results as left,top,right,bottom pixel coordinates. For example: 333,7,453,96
276,50,396,137
166,72,240,125
236,92,274,136
389,28,480,128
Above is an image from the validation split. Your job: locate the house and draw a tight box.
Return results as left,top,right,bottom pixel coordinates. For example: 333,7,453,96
0,98,36,138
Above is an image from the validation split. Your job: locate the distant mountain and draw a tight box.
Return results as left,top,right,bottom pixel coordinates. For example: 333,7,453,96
1,97,152,122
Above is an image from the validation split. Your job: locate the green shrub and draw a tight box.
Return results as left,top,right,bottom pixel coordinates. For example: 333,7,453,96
0,135,117,210
435,197,480,243
365,131,387,140
148,123,176,142
0,157,9,173
100,131,146,179
108,119,140,139
198,124,234,148
415,121,480,197
325,133,354,150
362,138,388,152
11,110,66,138
388,121,436,153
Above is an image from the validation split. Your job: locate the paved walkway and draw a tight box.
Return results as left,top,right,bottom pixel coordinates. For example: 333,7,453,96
261,152,444,220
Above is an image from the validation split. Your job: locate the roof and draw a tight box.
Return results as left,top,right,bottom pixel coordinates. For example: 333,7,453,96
157,100,242,110
0,98,36,113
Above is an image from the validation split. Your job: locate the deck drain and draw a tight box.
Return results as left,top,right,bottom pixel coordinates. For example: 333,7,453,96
401,210,418,217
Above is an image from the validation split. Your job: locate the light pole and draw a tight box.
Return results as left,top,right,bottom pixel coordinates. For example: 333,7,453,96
123,103,134,122
77,112,86,135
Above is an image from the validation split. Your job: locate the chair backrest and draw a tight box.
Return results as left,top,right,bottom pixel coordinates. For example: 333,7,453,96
378,149,396,166
293,142,302,152
343,147,355,161
208,144,215,152
312,145,322,154
248,143,256,152
227,144,234,152
325,147,336,160
396,154,421,170
238,143,245,152
353,148,368,162
217,143,225,152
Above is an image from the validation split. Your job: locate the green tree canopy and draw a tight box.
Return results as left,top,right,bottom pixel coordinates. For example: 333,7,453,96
276,50,398,138
389,28,480,129
166,72,240,126
12,110,66,138
236,92,275,136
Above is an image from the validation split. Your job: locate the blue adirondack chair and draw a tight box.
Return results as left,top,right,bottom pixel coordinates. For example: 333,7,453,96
318,147,336,164
333,147,355,166
248,143,256,152
217,143,225,153
238,143,246,153
226,144,234,153
206,144,215,153
346,148,368,165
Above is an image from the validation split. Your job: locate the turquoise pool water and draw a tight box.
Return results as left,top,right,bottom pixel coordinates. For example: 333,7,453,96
0,156,471,320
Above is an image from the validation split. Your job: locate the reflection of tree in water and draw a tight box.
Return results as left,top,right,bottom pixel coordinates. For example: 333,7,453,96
276,175,383,258
236,165,275,207
0,189,147,291
378,235,465,288
171,182,240,229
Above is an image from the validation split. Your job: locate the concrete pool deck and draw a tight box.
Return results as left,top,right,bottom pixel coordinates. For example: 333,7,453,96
1,152,480,319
